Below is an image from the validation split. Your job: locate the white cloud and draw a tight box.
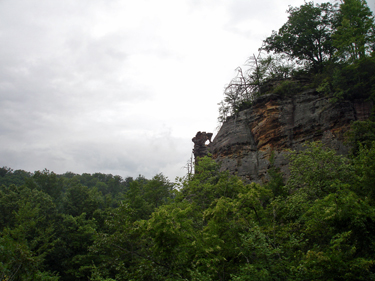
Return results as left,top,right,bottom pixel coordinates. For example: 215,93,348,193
0,0,341,179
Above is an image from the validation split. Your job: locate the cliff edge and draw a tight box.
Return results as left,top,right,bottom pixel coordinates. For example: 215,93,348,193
208,90,373,183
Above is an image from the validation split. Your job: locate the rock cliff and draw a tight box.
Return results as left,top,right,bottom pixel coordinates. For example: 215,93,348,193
206,90,373,184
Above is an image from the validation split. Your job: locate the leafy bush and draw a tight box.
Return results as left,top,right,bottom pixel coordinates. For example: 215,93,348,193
331,56,375,101
346,119,375,154
273,80,302,96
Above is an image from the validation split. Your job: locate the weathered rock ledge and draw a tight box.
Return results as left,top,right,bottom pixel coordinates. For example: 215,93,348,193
207,90,373,183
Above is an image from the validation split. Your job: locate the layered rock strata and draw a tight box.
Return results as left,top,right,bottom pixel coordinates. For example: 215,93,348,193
208,90,373,183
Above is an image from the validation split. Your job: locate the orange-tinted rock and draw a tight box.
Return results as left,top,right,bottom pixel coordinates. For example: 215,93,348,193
210,90,373,183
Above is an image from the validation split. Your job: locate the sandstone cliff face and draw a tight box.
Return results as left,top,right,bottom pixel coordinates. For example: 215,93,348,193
208,90,372,183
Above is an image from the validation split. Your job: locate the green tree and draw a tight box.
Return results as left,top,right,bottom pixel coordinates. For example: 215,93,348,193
122,173,173,221
144,173,174,209
62,180,103,218
294,188,375,280
285,142,353,202
177,156,239,210
0,168,31,187
330,55,375,101
270,142,375,279
231,223,287,281
346,120,375,154
352,141,375,201
92,158,271,280
107,175,123,195
27,169,64,202
263,2,337,72
0,185,57,233
333,0,375,62
0,186,58,280
89,203,144,280
136,202,198,280
122,180,152,221
46,213,98,281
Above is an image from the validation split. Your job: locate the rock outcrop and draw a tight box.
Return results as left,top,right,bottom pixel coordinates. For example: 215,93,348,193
192,131,213,162
208,90,373,183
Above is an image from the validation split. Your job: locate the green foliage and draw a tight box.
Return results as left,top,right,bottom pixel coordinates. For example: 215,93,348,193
285,142,353,200
333,0,375,62
273,79,302,96
231,224,287,281
293,188,375,280
346,119,375,154
331,56,375,101
0,167,31,187
256,54,296,81
89,265,116,281
265,152,285,198
352,142,375,201
28,169,64,202
0,186,58,281
263,1,336,72
0,184,57,232
62,181,102,218
178,156,245,210
89,203,137,280
89,157,273,280
273,142,375,279
47,213,97,281
122,173,174,221
2,140,375,279
219,0,375,126
217,53,300,124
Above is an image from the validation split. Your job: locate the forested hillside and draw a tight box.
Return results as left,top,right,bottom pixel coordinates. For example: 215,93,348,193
0,169,175,280
1,0,375,280
1,134,375,280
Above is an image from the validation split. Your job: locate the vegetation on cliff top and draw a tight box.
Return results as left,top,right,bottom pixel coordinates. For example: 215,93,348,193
218,0,375,124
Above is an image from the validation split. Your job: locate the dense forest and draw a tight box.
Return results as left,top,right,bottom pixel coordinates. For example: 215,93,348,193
2,0,375,280
2,132,375,280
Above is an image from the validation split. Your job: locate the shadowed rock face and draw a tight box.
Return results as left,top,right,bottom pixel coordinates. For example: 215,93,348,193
192,131,213,161
209,90,373,183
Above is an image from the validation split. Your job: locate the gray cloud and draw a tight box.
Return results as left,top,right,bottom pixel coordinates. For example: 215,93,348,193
0,126,191,180
0,0,349,180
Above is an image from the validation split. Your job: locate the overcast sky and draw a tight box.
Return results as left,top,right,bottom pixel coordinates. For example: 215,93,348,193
1,0,374,181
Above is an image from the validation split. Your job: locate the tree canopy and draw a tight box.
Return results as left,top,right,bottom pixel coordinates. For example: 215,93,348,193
333,0,375,62
218,0,375,125
2,129,375,280
263,1,336,71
